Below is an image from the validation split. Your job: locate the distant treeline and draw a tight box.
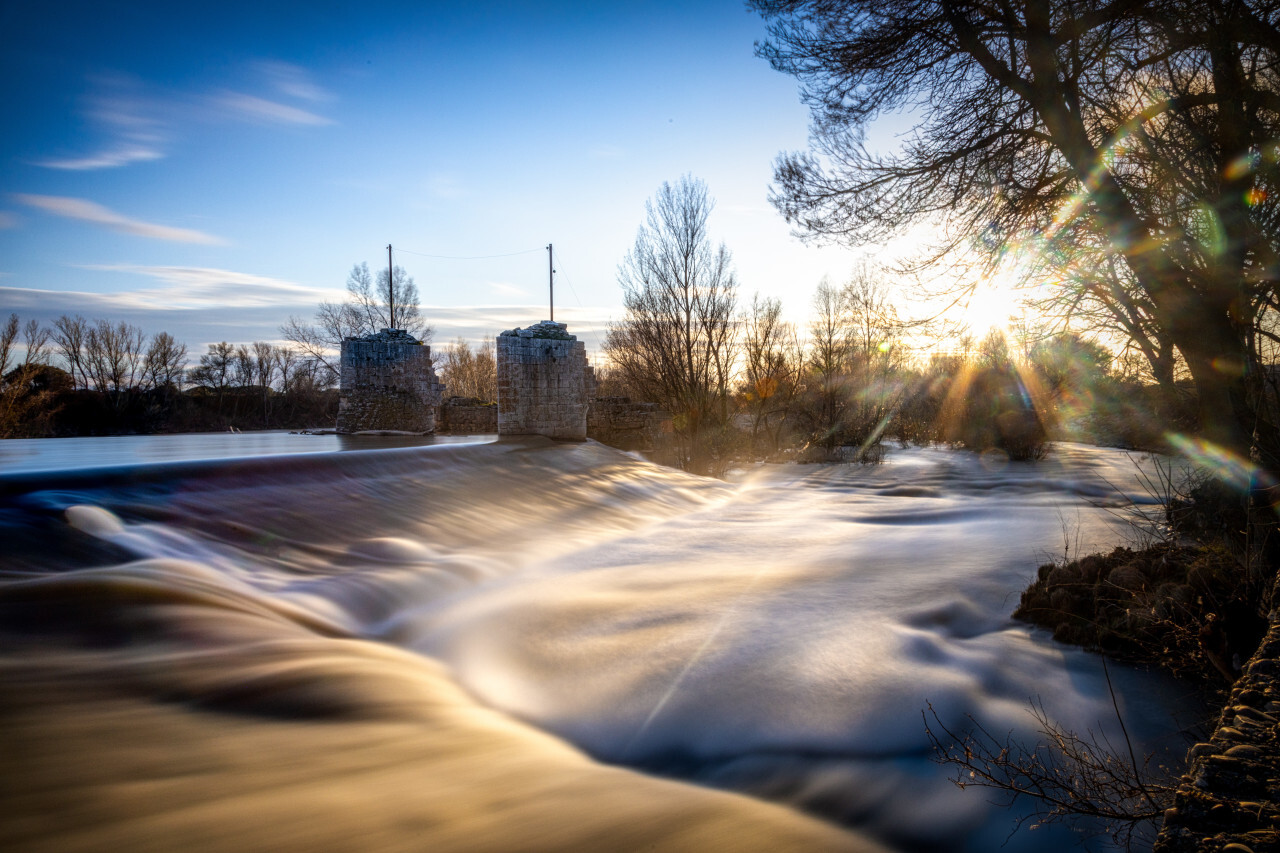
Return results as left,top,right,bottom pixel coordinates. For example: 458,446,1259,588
600,180,1201,475
603,299,1198,476
0,314,337,437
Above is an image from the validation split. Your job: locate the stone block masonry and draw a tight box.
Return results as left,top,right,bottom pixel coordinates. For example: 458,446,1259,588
437,397,498,433
587,396,666,451
336,328,444,434
497,321,594,440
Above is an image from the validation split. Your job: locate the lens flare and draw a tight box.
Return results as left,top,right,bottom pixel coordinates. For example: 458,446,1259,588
1165,433,1267,494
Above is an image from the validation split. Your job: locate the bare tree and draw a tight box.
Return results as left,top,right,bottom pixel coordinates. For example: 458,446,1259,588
141,332,188,391
841,264,908,453
188,342,235,412
84,320,144,399
274,345,301,394
232,345,254,390
252,341,277,423
282,261,433,381
51,315,88,389
348,261,425,335
604,175,739,471
752,0,1280,464
439,337,496,401
741,293,804,451
842,263,903,370
0,314,18,377
21,319,50,366
805,277,849,450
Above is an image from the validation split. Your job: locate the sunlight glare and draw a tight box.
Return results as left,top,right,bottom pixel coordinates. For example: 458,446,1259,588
956,272,1022,337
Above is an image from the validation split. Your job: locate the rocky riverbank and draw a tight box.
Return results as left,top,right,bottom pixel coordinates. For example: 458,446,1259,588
1155,611,1280,852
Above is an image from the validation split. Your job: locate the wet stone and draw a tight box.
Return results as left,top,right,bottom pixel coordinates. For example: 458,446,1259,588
1156,613,1280,852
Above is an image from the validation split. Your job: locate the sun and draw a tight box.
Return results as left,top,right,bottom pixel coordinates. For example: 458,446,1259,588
955,273,1024,338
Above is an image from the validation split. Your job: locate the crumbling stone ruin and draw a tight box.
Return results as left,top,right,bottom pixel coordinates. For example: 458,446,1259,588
336,328,443,434
497,320,594,440
587,396,666,451
437,396,498,433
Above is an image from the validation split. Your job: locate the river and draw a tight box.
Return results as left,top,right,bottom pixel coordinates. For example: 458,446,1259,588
0,436,1204,852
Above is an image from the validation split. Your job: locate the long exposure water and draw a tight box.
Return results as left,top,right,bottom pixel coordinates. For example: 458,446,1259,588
0,437,1204,852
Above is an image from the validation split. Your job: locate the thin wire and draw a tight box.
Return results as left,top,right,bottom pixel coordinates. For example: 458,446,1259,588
550,246,606,356
394,246,544,261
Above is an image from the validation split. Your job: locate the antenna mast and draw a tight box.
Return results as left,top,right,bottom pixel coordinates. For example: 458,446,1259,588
387,244,395,330
547,243,555,322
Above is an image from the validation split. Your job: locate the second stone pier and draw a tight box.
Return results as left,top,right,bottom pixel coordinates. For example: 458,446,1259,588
496,321,593,440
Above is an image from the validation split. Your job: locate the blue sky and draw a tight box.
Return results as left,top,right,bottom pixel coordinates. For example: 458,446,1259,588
0,0,867,358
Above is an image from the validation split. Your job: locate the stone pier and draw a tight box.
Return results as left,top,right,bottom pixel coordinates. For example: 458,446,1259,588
496,321,593,440
336,328,443,433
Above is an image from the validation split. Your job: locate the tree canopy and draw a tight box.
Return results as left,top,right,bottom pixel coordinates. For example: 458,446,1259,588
752,0,1280,464
604,175,738,471
282,261,432,380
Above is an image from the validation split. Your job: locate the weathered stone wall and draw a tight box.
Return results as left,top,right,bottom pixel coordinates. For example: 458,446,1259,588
587,396,667,452
497,321,593,440
1155,610,1280,853
336,328,443,434
437,396,498,433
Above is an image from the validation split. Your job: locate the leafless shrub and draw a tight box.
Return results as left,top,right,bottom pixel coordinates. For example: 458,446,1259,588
439,337,496,401
0,313,18,376
604,175,738,473
924,690,1175,850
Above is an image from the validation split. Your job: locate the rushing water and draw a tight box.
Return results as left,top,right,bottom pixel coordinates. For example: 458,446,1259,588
0,437,1204,852
0,430,493,474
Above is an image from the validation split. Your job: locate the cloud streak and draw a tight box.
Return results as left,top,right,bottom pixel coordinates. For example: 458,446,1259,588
0,285,614,356
13,195,227,245
77,264,341,308
35,73,168,171
35,63,335,171
38,145,166,171
215,92,334,126
256,61,331,103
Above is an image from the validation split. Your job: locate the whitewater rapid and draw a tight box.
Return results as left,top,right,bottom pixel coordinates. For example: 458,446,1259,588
0,438,1202,852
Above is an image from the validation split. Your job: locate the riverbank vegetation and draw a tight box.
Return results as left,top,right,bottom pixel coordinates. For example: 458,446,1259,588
0,313,337,437
740,0,1280,676
743,0,1280,847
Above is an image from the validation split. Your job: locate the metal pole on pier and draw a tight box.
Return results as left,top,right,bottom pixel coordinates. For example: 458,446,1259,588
547,243,555,322
387,244,395,329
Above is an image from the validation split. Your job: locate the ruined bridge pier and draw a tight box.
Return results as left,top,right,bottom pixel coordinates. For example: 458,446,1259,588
337,320,660,445
496,320,594,440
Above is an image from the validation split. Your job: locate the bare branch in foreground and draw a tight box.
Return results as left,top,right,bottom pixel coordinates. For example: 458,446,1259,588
923,699,1177,850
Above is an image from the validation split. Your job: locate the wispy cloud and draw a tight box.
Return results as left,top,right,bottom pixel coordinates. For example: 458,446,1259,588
35,73,168,171
76,265,340,308
34,63,335,171
0,283,319,350
13,195,227,245
489,281,528,298
428,305,612,341
255,61,331,103
215,92,334,126
38,146,165,171
0,285,614,356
